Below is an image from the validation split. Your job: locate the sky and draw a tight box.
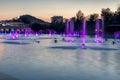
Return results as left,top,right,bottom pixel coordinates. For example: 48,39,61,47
0,0,120,22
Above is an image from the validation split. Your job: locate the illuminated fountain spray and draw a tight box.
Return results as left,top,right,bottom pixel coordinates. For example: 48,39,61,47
114,30,120,40
65,19,74,42
36,32,38,37
15,31,19,38
48,32,52,37
9,31,12,36
12,32,15,39
65,18,74,36
35,32,39,40
24,31,27,37
95,19,100,43
81,18,87,48
69,18,74,36
101,17,105,43
66,20,69,36
69,18,74,41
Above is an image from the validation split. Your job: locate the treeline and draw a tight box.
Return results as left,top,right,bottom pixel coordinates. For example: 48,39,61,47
11,6,120,34
47,6,120,34
74,6,120,35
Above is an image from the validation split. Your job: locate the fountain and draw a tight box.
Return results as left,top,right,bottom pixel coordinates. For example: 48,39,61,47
69,18,74,36
95,19,100,43
81,18,87,49
36,32,38,37
66,20,69,36
65,18,74,37
95,18,105,43
24,31,27,37
12,32,15,39
9,31,12,36
15,31,19,38
101,17,105,43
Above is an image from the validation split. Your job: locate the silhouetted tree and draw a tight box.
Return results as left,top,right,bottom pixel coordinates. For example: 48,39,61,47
76,10,84,21
101,8,114,26
116,6,120,24
11,17,21,22
75,10,84,32
19,16,30,24
50,22,65,34
89,14,99,21
102,7,120,34
30,23,43,32
87,13,99,35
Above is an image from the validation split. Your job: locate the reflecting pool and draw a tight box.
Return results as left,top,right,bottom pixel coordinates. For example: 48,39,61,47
0,34,120,80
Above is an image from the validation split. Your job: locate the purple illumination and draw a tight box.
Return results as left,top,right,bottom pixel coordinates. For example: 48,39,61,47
95,18,105,43
81,18,87,48
81,43,85,49
10,32,12,36
48,33,51,37
95,19,100,43
65,37,74,42
36,32,38,37
15,32,19,38
69,18,74,36
24,34,27,37
12,36,15,39
12,32,15,39
63,32,65,36
114,31,120,39
66,20,69,36
65,18,74,37
24,32,27,37
101,17,105,43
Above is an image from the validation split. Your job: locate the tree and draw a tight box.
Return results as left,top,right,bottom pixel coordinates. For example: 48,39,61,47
30,23,43,32
87,13,99,35
89,14,99,21
76,10,84,21
50,22,65,34
101,8,114,26
75,10,84,32
117,6,120,12
116,6,120,23
12,17,19,22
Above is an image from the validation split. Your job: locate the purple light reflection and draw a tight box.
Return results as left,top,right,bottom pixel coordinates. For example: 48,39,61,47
81,18,87,49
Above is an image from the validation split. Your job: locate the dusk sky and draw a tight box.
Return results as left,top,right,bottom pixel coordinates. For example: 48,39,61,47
0,0,120,22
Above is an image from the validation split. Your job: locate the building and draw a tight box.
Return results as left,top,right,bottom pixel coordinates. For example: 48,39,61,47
0,21,31,32
1,21,29,27
51,16,63,23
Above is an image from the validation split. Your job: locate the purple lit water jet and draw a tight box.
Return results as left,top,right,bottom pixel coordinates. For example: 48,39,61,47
24,32,27,37
36,32,38,37
81,18,87,49
65,18,74,37
101,17,105,43
9,32,12,36
12,32,15,39
15,32,19,38
114,31,120,39
66,20,69,36
69,18,74,36
95,19,100,43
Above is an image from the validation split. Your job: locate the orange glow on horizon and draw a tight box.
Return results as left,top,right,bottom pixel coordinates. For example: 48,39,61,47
0,14,75,22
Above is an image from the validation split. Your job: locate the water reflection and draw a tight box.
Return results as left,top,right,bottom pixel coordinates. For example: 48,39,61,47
69,48,120,79
0,36,120,80
2,41,30,45
0,39,3,63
